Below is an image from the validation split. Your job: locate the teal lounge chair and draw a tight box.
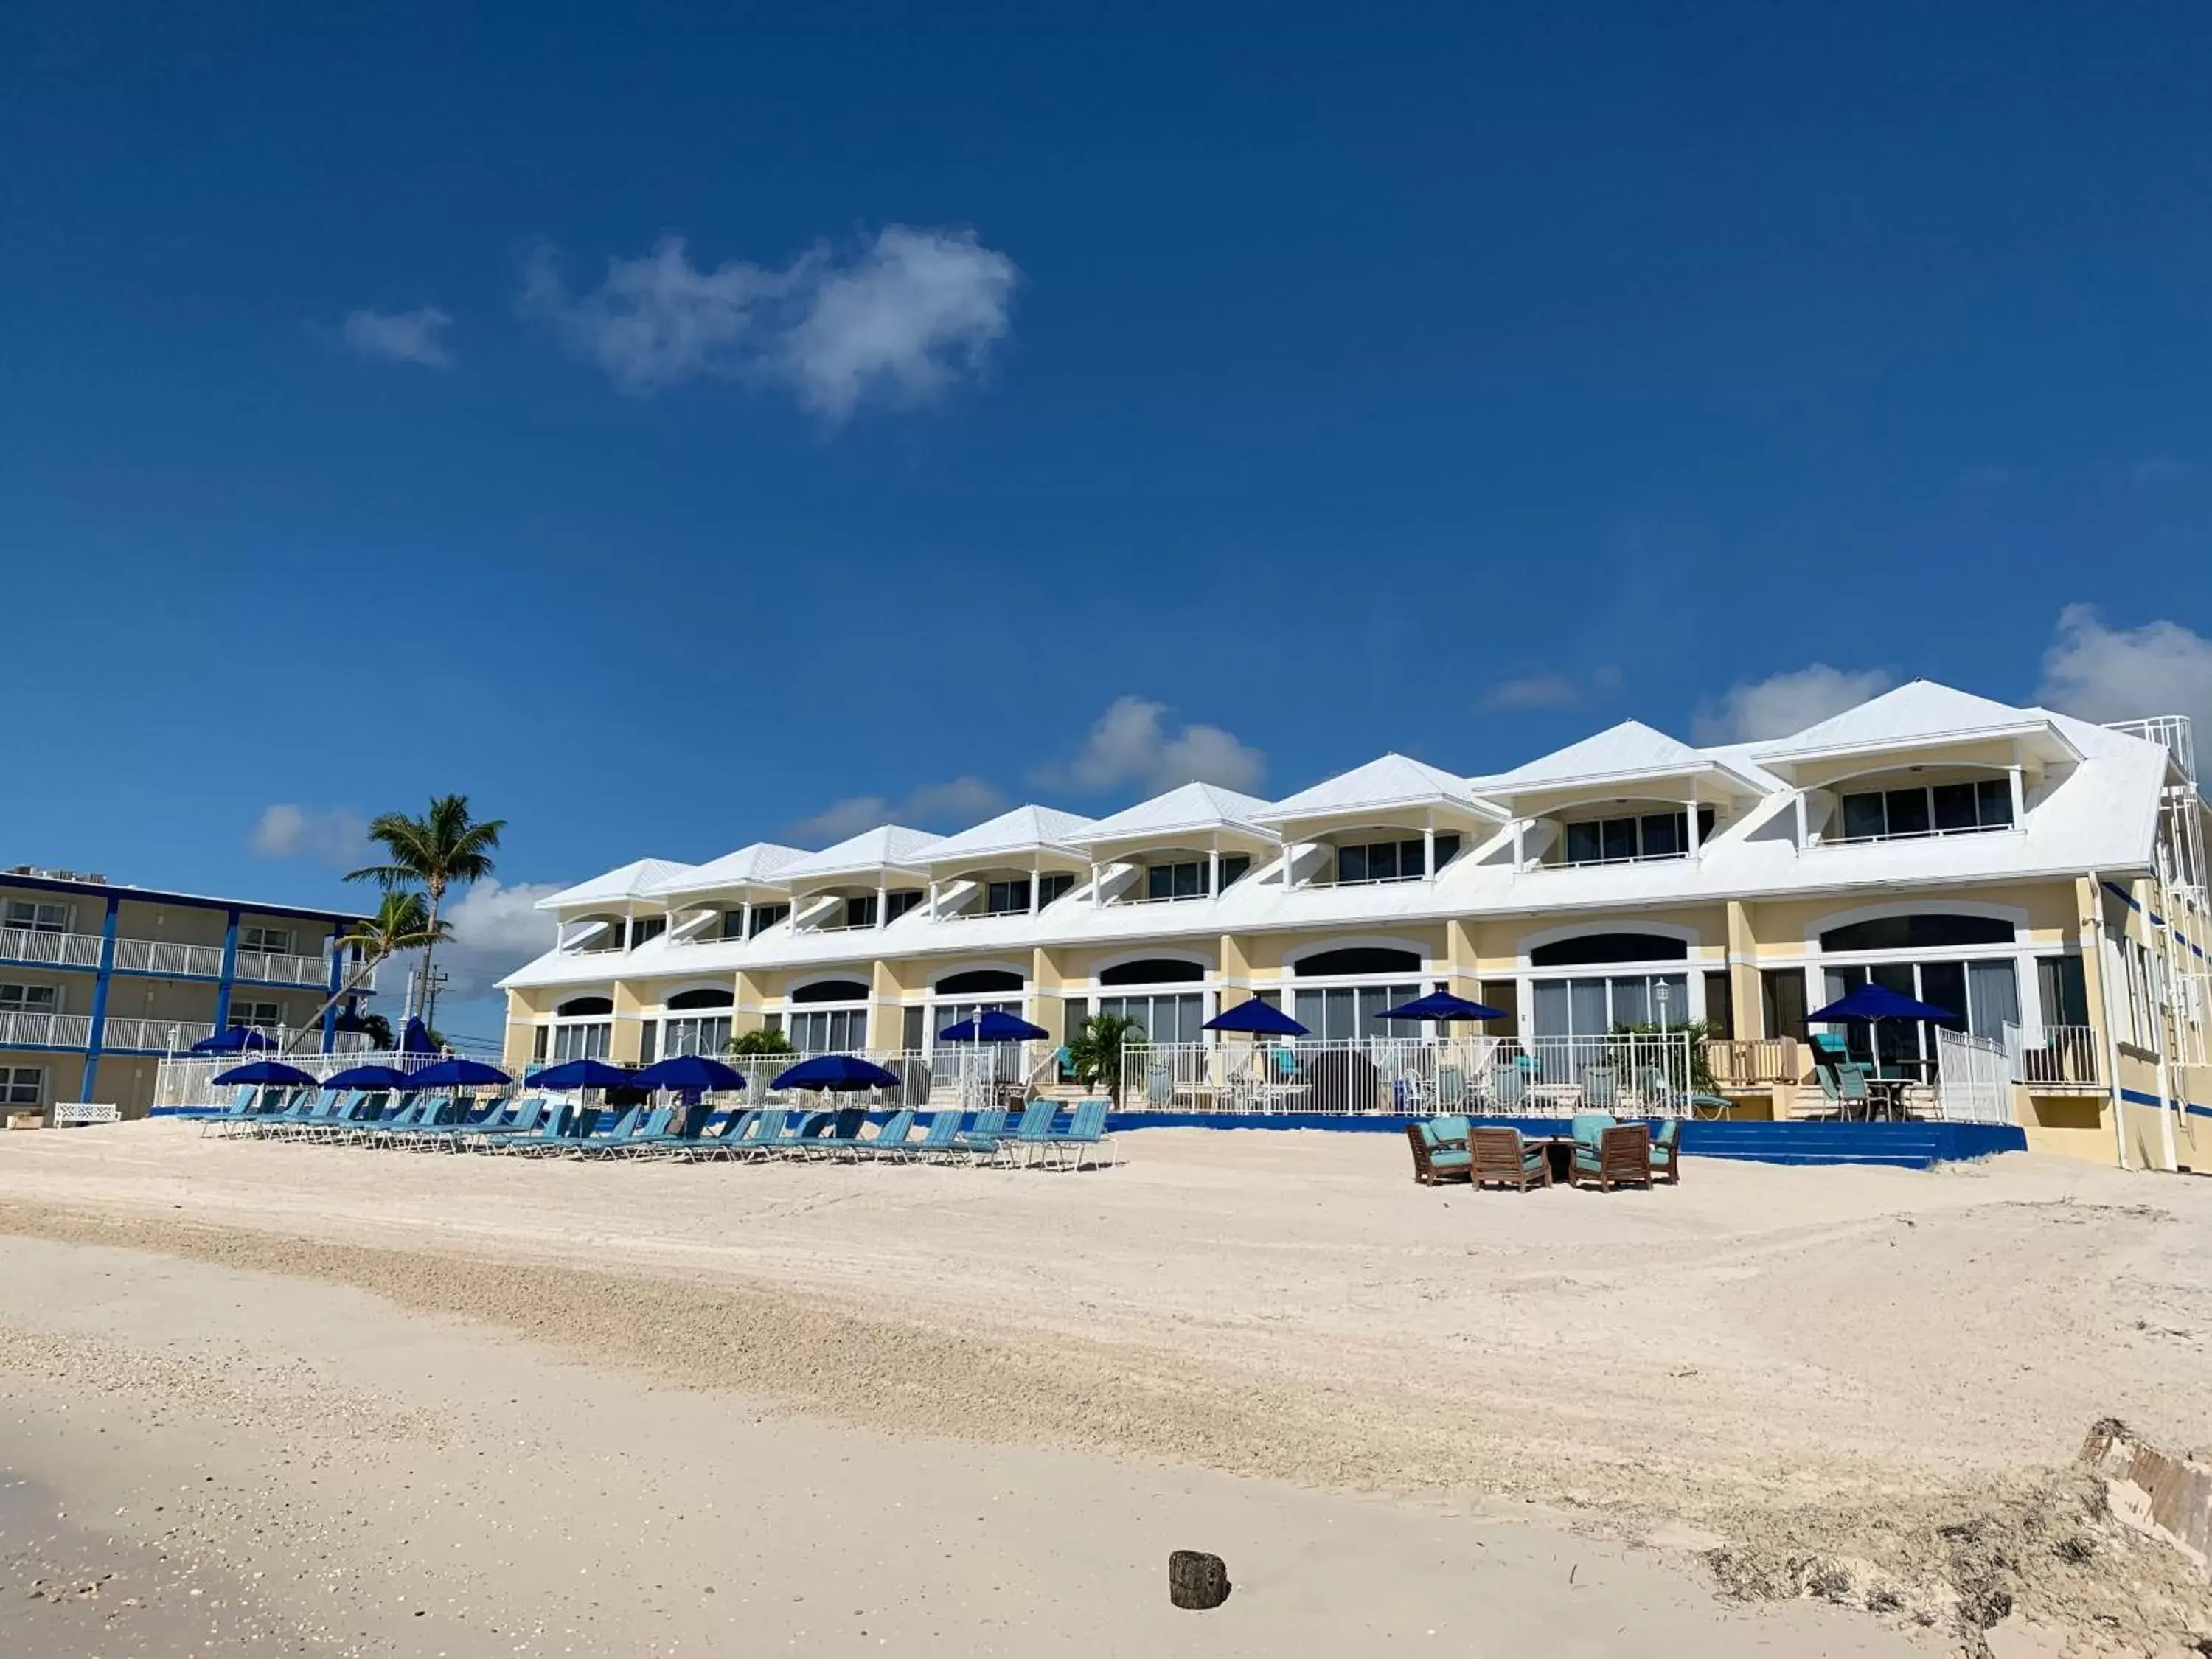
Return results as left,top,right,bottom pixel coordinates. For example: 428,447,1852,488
852,1107,917,1160
487,1102,575,1155
950,1105,1009,1163
684,1108,762,1162
1649,1118,1682,1183
1037,1099,1113,1170
798,1107,870,1160
198,1086,259,1138
732,1108,791,1161
365,1095,443,1149
558,1103,644,1158
1406,1116,1472,1185
908,1107,971,1162
448,1096,549,1147
1000,1100,1059,1166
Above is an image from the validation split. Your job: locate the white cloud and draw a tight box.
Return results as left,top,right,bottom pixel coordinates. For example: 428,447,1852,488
2038,604,2212,734
2131,456,2194,484
248,804,369,867
1691,665,1896,745
397,877,563,1004
1482,672,1581,710
790,775,1006,845
338,306,454,368
520,226,1016,417
1047,697,1266,796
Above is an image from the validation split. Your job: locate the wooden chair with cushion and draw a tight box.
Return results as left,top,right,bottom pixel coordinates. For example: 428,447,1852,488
1568,1122,1653,1190
1469,1126,1551,1190
1647,1118,1681,1184
1405,1117,1472,1185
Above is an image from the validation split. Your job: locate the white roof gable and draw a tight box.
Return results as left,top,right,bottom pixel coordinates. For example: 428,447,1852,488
535,858,695,911
1068,782,1281,848
645,842,806,897
779,824,943,883
1478,720,1770,799
1253,753,1505,826
925,804,1098,865
1754,680,2073,763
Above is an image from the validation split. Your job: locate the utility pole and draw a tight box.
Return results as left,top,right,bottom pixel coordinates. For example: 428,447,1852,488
420,964,451,1035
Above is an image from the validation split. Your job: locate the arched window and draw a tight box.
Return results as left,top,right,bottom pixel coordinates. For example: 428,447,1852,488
1820,914,2015,953
1293,947,1423,978
667,987,734,1010
1529,933,1688,968
934,968,1024,995
556,995,613,1017
791,978,870,1004
1098,958,1206,987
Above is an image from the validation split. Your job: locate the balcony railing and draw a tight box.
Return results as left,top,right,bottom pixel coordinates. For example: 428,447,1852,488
1705,1037,1801,1088
0,1010,94,1048
2003,1023,2103,1090
1120,1032,1697,1116
0,926,365,989
99,1018,219,1054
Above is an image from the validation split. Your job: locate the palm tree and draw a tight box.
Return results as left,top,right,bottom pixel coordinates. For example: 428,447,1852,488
1066,1013,1145,1106
284,890,446,1056
346,794,504,1025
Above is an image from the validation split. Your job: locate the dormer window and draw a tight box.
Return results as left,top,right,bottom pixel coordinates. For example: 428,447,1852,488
1837,780,2013,844
885,889,923,922
841,894,877,930
1336,835,1458,885
1141,854,1249,901
985,878,1030,914
630,916,666,948
1561,809,1713,867
1038,872,1075,908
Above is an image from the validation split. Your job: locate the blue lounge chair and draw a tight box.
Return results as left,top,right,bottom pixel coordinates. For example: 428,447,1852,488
581,1105,675,1157
553,1103,642,1158
805,1107,878,1160
486,1102,576,1155
1036,1099,1113,1170
732,1108,792,1162
411,1095,528,1150
448,1096,548,1147
852,1107,917,1160
950,1105,1009,1164
198,1086,260,1138
683,1108,762,1162
1000,1100,1060,1166
1649,1118,1682,1183
903,1107,970,1162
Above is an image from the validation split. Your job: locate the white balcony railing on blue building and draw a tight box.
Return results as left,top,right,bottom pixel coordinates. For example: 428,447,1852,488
0,925,369,990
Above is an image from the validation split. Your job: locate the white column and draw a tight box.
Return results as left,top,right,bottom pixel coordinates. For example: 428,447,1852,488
874,884,887,928
1090,862,1102,905
740,901,752,941
1029,861,1040,915
1794,791,1809,849
1512,820,1526,869
1422,824,1437,882
2008,764,2025,826
2015,950,2044,1046
1207,847,1220,897
928,880,940,919
1685,798,1701,858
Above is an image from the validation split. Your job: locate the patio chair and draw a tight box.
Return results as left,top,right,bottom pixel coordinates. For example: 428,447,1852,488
1648,1118,1682,1184
1434,1065,1469,1111
1489,1060,1530,1112
1580,1065,1620,1112
1405,1116,1472,1185
1145,1063,1175,1109
1037,1099,1114,1170
1568,1123,1653,1191
1638,1067,1733,1121
1469,1126,1551,1191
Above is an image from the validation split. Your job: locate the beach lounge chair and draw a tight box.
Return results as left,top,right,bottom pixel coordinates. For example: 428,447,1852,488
853,1107,917,1160
684,1108,762,1162
1569,1122,1653,1191
486,1102,575,1155
558,1103,644,1158
1405,1116,1472,1185
1037,1099,1114,1170
1468,1126,1550,1190
950,1105,1009,1164
1000,1100,1058,1166
731,1108,790,1161
1638,1067,1733,1121
445,1096,547,1148
906,1107,971,1162
198,1086,260,1138
365,1095,444,1149
577,1105,673,1158
795,1106,870,1160
405,1096,519,1150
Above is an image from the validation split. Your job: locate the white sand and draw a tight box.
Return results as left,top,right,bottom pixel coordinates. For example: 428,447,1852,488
2,1123,2210,1654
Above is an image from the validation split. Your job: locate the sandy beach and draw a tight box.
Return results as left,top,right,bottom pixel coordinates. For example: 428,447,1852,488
2,1123,2209,1655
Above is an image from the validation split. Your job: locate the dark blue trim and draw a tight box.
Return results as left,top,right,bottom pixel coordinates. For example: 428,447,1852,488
79,893,122,1099
212,908,240,1034
0,870,365,926
320,944,344,1054
2117,1086,2212,1120
2101,879,2211,962
1104,1112,2026,1168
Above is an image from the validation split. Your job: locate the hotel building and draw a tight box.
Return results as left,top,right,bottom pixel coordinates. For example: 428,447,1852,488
501,682,2211,1170
0,866,373,1116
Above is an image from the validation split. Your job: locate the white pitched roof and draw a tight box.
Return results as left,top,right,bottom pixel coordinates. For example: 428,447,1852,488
1477,720,1770,799
1754,680,2080,767
1066,782,1281,849
1253,753,1506,827
535,858,695,911
924,805,1097,866
645,842,806,898
778,824,943,883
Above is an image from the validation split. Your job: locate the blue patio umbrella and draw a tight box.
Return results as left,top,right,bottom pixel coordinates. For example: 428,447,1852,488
772,1054,901,1093
631,1054,745,1093
528,1058,639,1091
1374,990,1506,1024
936,1009,1049,1043
400,1016,439,1056
212,1060,318,1088
320,1063,414,1090
1203,998,1310,1037
1809,984,1955,1023
405,1057,512,1089
193,1026,275,1054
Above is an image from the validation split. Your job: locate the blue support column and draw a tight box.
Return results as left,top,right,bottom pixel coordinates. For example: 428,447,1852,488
212,907,240,1034
78,893,122,1101
321,931,344,1054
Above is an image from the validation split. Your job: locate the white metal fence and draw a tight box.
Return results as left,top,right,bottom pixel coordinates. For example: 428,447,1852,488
0,927,104,970
0,1010,94,1048
1119,1032,1698,1116
0,928,367,990
1933,1026,2014,1123
2003,1022,2101,1088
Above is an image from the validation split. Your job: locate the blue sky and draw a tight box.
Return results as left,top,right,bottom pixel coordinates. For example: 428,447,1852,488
6,1,2212,1039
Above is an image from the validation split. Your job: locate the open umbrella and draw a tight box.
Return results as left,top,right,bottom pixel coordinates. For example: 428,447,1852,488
1374,990,1506,1023
193,1026,275,1054
406,1057,512,1089
528,1058,638,1091
631,1054,745,1093
321,1063,414,1090
772,1054,901,1093
936,1009,1049,1043
212,1060,318,1088
400,1016,439,1056
1203,998,1309,1037
1808,983,1955,1023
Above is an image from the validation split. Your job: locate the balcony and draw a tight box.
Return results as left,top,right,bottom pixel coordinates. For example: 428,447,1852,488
0,1010,92,1048
2006,1023,2103,1091
0,927,368,990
